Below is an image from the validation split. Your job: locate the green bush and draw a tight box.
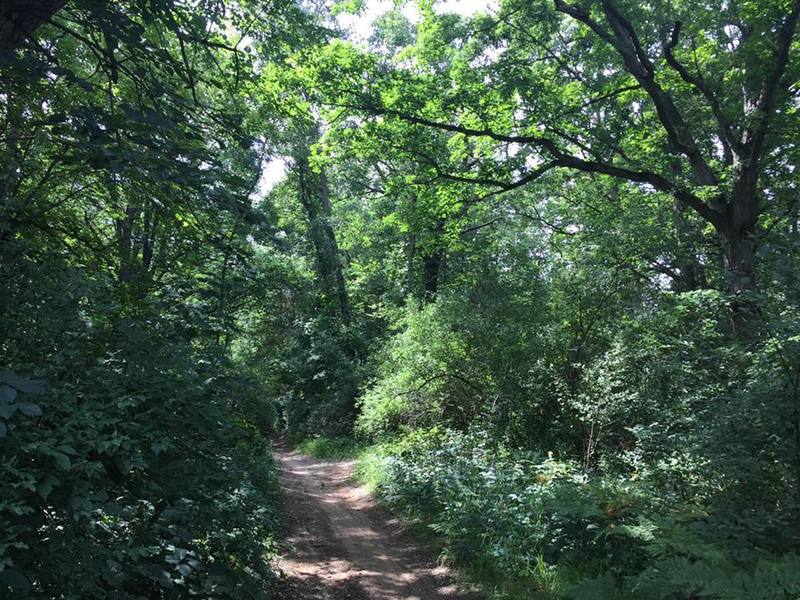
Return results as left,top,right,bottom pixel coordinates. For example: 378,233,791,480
366,427,800,599
295,436,363,459
356,269,548,442
1,262,281,598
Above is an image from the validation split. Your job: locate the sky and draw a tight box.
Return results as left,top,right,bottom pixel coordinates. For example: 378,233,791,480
336,0,496,43
254,0,496,199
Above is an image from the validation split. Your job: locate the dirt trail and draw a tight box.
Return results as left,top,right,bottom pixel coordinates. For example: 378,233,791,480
273,443,480,600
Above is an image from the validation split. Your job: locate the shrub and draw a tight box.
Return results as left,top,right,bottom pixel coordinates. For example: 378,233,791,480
1,265,281,598
366,427,800,599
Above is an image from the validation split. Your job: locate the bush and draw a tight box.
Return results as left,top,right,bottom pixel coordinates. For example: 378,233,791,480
0,262,281,598
356,273,548,442
365,427,800,599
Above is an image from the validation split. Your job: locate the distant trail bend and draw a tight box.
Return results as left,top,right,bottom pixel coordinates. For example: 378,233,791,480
272,443,480,600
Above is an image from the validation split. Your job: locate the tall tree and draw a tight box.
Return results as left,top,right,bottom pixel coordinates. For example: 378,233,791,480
312,0,800,322
293,137,353,325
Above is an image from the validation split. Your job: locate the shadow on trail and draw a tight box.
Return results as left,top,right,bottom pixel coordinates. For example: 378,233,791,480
272,441,480,600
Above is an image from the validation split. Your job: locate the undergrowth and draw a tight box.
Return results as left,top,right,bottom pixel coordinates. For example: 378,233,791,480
294,436,364,460
351,428,800,600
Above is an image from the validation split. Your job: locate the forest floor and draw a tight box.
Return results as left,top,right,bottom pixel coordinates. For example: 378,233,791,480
272,441,481,600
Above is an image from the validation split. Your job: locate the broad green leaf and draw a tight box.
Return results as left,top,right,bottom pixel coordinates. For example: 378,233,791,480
17,403,43,417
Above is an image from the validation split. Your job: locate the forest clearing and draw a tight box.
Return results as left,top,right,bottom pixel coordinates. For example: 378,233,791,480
2,0,800,598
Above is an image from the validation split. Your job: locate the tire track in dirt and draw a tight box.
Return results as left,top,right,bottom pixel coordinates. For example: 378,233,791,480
272,442,481,600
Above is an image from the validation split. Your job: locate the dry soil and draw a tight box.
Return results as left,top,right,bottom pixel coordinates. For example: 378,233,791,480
272,442,481,600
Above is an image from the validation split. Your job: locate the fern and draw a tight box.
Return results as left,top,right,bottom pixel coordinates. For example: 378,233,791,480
628,553,800,600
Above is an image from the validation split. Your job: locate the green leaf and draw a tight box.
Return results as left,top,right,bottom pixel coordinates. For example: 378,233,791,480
53,452,72,471
37,476,59,499
0,385,17,403
17,403,43,417
0,401,13,419
0,569,31,592
151,439,170,455
0,370,46,394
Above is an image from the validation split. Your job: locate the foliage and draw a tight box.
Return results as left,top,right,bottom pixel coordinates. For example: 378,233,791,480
365,427,800,600
294,436,363,460
0,0,312,596
0,256,281,598
4,0,800,597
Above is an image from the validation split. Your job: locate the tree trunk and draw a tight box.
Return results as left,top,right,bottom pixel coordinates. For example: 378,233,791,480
721,227,757,295
420,220,446,303
0,93,23,245
422,251,442,302
714,180,761,333
318,169,351,325
115,199,140,284
296,151,351,325
405,234,416,295
718,172,760,296
217,244,231,348
141,200,158,274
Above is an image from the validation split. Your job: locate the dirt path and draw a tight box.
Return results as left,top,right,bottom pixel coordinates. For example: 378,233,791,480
272,443,480,600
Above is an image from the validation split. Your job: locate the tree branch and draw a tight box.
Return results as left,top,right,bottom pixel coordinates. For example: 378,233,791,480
746,0,800,163
555,0,719,186
338,100,721,227
662,21,743,156
329,102,541,145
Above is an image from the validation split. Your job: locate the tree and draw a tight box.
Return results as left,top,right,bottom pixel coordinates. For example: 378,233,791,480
312,0,800,323
293,132,353,325
0,0,65,48
0,0,313,596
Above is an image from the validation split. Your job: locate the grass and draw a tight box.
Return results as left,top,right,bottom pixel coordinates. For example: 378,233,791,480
352,442,394,492
292,436,395,489
293,436,363,460
292,436,392,493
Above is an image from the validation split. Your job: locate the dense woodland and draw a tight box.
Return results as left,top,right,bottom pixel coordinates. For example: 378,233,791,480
2,0,800,598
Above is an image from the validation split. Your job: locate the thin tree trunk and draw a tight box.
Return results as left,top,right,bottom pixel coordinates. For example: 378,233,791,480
318,169,351,325
421,220,445,303
296,151,351,325
217,245,231,347
141,201,158,274
0,98,21,244
405,234,415,294
115,199,140,284
422,251,442,302
673,197,704,292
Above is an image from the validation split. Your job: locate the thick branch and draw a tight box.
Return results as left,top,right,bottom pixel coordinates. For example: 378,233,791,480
747,0,800,162
428,161,557,194
330,102,541,145
662,21,742,156
339,101,721,227
555,0,719,186
461,218,500,235
542,141,721,226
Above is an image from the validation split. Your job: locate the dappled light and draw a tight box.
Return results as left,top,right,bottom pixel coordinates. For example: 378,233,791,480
2,0,800,598
274,444,476,600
